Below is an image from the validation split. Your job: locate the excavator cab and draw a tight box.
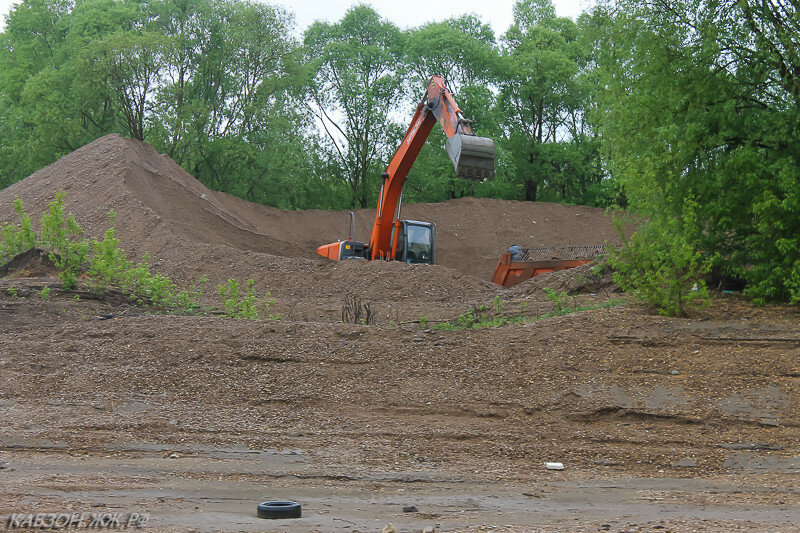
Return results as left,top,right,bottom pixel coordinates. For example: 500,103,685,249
391,220,436,264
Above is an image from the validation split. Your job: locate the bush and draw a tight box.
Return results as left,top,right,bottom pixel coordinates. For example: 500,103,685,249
606,199,713,317
0,194,285,317
1,198,37,262
543,287,569,316
0,195,206,312
218,278,276,319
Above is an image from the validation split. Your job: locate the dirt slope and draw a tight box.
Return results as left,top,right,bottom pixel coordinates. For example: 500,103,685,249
0,134,617,283
0,283,798,531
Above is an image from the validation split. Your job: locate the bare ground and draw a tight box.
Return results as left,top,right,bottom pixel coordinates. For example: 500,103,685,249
1,135,799,532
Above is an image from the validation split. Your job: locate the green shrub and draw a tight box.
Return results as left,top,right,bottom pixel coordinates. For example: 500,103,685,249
606,199,713,317
0,195,207,312
40,192,82,251
87,211,128,289
218,278,275,319
1,198,37,262
172,277,208,314
13,198,37,251
85,212,206,311
52,239,89,290
543,287,569,316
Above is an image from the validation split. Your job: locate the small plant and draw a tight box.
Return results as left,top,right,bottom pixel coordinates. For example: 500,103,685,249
434,296,625,331
7,286,19,299
40,192,82,251
493,295,503,312
418,315,427,328
388,320,396,328
0,194,245,315
40,286,51,300
433,301,528,331
543,287,569,316
434,306,527,331
173,276,208,314
39,193,87,290
219,278,243,317
218,278,272,319
11,198,36,253
73,294,81,301
539,297,625,319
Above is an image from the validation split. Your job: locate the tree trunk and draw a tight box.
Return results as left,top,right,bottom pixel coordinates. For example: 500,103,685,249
524,179,537,202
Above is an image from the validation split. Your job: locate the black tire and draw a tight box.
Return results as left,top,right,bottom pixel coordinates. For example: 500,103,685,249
257,501,302,519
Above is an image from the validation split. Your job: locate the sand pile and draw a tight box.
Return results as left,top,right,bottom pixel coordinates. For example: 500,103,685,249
0,134,618,318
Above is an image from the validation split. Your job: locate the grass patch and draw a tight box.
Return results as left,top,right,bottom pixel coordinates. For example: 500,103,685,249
0,194,278,318
434,293,626,331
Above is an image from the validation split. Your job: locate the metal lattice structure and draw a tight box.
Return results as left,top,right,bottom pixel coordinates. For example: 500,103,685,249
515,245,607,262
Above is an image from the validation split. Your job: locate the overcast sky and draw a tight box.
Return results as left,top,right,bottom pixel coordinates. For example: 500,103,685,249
0,0,592,34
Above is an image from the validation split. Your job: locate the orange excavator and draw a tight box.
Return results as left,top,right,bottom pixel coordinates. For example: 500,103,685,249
316,75,494,264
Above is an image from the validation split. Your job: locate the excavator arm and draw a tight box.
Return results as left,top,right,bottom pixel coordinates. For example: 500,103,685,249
367,75,495,261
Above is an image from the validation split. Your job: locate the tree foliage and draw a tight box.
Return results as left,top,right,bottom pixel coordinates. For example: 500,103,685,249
0,0,607,209
0,0,323,208
594,0,800,304
304,6,405,208
607,199,713,316
499,0,604,204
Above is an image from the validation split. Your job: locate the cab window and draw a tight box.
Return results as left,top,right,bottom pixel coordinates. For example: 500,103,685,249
405,224,433,264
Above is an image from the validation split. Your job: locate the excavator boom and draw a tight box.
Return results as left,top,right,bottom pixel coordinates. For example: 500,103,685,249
368,76,494,260
317,75,494,264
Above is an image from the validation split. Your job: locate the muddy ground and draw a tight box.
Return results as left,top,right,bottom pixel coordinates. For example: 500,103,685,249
1,136,799,532
1,276,799,532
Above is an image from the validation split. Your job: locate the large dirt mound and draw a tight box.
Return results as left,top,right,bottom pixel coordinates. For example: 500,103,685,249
0,134,618,316
0,134,294,258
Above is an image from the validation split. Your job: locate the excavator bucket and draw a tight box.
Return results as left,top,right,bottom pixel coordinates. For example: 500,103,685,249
446,134,495,181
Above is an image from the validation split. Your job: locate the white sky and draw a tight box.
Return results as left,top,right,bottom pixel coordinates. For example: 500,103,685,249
0,0,592,34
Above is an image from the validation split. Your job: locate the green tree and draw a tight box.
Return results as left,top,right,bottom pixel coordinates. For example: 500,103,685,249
0,0,324,209
499,0,602,204
404,14,498,92
401,15,515,203
304,6,405,208
144,0,306,199
595,0,800,303
0,0,118,181
89,30,166,141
